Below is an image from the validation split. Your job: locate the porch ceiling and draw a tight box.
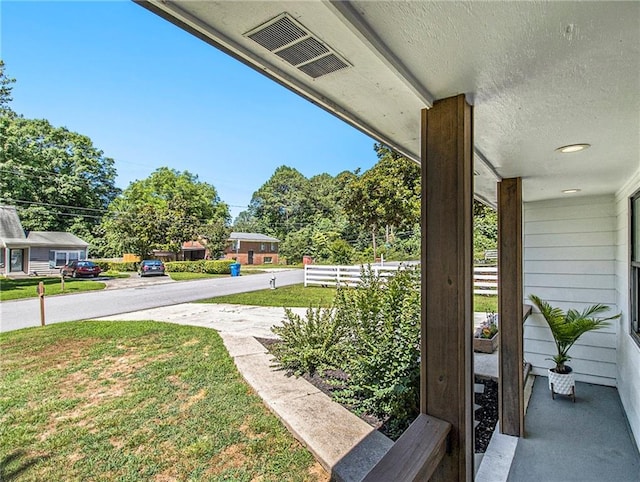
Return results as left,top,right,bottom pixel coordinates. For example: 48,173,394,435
137,1,640,205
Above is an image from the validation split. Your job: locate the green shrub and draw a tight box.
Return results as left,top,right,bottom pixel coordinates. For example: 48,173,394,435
269,265,421,440
110,261,138,272
93,260,138,272
164,261,205,273
271,306,345,375
333,266,421,439
164,260,235,274
329,239,354,265
93,260,111,271
204,259,235,274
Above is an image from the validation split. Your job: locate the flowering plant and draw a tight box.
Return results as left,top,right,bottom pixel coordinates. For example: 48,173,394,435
474,312,498,339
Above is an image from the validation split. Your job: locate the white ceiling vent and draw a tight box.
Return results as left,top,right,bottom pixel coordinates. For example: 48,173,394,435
245,14,350,79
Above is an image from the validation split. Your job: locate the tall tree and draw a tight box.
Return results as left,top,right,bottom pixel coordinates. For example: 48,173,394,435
473,200,497,261
233,211,261,233
0,61,119,240
101,168,229,258
247,166,312,239
343,144,420,258
0,60,16,113
0,117,120,233
196,219,230,259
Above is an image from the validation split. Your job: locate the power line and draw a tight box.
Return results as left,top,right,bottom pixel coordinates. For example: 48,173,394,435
2,164,250,203
4,198,108,213
0,167,64,183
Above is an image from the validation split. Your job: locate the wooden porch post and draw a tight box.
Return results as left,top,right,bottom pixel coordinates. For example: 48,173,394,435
421,94,474,481
497,177,524,436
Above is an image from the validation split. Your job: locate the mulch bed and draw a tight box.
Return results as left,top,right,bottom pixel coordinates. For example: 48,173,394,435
474,376,498,453
255,337,498,453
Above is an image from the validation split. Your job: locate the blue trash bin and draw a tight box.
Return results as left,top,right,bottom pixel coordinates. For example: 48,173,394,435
230,263,241,277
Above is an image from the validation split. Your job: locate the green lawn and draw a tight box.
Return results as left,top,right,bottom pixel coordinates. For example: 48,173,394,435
199,283,498,312
474,295,498,313
0,277,105,302
199,284,336,307
0,321,326,481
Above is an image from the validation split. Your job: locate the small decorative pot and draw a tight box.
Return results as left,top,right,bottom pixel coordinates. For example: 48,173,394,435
548,367,575,402
473,333,499,353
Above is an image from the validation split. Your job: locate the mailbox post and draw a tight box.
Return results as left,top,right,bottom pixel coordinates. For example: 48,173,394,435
37,281,46,326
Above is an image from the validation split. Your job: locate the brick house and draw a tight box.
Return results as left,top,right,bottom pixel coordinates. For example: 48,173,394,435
224,232,279,265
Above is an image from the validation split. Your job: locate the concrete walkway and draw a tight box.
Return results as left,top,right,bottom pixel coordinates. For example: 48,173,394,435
98,303,500,480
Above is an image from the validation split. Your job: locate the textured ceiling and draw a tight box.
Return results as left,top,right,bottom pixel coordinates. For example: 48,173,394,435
138,0,640,205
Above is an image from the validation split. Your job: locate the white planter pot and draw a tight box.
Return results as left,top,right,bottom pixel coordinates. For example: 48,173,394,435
548,367,575,402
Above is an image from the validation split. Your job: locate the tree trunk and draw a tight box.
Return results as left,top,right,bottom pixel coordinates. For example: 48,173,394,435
372,225,377,260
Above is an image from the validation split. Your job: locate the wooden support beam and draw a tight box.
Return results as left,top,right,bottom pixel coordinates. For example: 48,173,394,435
362,414,451,482
498,177,525,436
421,94,474,481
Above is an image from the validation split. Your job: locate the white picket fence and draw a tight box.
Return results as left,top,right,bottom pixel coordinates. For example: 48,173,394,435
303,264,401,287
473,266,498,295
304,264,498,295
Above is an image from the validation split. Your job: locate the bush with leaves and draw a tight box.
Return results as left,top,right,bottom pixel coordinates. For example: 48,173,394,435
163,260,234,274
329,239,354,265
163,261,204,273
270,306,346,375
269,265,421,439
93,260,138,272
333,265,421,438
203,259,236,274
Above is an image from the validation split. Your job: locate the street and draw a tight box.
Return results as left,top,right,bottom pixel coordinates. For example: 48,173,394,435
0,270,303,332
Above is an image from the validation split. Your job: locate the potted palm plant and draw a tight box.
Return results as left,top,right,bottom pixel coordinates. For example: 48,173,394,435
528,294,621,401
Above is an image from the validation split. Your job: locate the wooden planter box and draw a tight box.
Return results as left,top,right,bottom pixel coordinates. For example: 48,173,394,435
474,334,498,353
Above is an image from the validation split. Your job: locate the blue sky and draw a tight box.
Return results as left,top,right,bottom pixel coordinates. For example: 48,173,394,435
1,1,376,219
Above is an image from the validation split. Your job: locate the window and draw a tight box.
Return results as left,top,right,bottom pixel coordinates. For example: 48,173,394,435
271,243,277,252
632,190,640,340
49,250,85,268
264,256,273,264
260,243,266,252
9,249,24,272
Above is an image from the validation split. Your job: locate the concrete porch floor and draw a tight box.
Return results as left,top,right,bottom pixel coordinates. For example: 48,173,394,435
506,378,640,481
471,327,640,482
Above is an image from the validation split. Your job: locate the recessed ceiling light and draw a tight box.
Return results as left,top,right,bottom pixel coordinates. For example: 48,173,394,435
562,189,581,194
556,144,590,153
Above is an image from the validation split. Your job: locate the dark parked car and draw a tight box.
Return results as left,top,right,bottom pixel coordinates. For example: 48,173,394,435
138,260,165,277
60,260,101,278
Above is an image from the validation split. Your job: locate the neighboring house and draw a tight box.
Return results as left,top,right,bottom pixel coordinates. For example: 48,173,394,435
181,240,206,261
28,231,90,274
0,205,89,276
224,232,279,265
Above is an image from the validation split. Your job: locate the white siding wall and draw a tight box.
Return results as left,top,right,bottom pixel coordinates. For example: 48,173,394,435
523,195,618,386
615,168,640,449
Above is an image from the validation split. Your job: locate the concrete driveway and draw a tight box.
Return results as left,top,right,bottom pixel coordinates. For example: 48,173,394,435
101,273,175,289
